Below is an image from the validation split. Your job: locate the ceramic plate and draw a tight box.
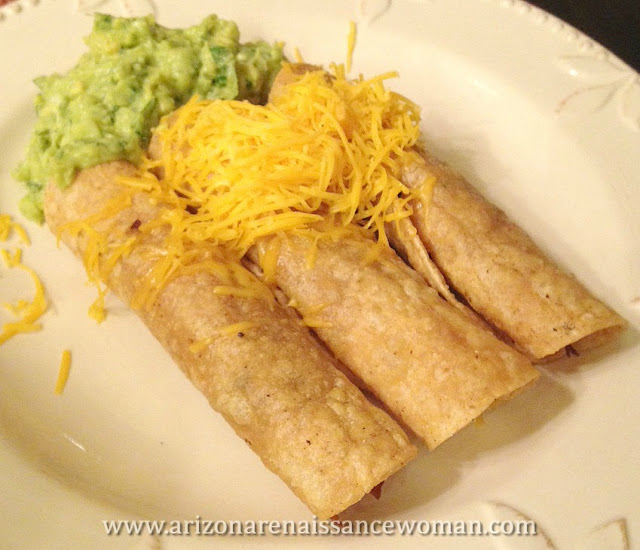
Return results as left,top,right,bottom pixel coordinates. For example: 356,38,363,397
1,0,638,548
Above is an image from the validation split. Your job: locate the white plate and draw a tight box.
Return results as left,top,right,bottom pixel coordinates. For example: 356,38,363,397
1,0,639,548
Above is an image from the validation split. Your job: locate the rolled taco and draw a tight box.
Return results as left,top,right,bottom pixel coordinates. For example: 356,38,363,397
142,66,540,450
44,161,417,519
398,149,627,361
269,63,626,362
250,229,540,450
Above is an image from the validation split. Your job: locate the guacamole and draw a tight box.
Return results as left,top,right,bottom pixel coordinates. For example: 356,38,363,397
14,14,283,223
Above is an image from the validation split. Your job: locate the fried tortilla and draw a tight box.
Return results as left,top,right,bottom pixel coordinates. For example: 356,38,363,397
400,150,627,361
250,229,540,450
44,161,417,519
145,75,540,451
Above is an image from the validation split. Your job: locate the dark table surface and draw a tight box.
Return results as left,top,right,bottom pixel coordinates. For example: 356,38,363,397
528,0,640,71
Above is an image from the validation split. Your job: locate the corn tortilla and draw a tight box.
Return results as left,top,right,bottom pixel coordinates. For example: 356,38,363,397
251,229,540,450
401,150,627,361
44,161,417,519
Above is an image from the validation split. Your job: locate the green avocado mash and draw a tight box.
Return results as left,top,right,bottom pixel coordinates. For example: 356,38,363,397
14,13,284,223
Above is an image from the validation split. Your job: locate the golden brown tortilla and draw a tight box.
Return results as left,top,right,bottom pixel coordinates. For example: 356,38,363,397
146,75,540,451
400,150,627,361
44,161,417,519
267,63,626,362
250,229,540,450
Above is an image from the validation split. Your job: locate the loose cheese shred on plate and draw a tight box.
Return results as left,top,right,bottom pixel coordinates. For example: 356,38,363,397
71,63,431,311
0,214,30,245
346,21,357,73
54,349,72,394
0,214,48,345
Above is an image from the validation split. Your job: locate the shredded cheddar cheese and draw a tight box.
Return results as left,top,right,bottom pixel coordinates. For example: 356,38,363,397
0,214,48,345
189,321,256,353
56,190,141,321
0,214,30,245
297,301,333,329
293,47,304,64
1,247,22,267
54,349,72,394
88,287,107,323
64,64,430,314
346,21,357,73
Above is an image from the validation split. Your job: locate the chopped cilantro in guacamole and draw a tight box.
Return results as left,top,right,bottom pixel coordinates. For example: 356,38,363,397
14,14,283,223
